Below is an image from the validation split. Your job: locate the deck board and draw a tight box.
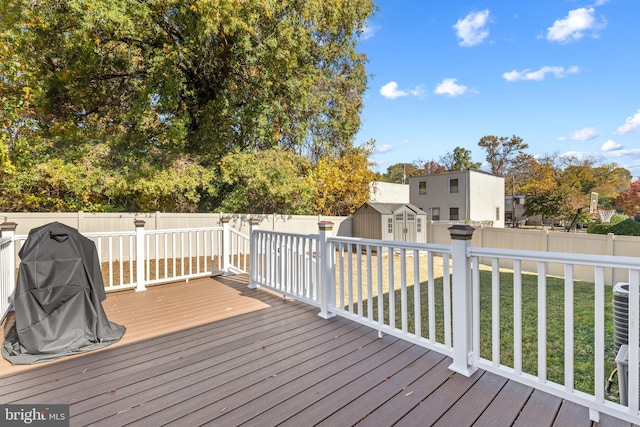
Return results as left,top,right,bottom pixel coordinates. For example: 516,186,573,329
0,274,635,427
433,371,509,426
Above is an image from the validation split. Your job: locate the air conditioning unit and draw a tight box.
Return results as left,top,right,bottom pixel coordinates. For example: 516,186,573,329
616,345,640,407
613,282,639,355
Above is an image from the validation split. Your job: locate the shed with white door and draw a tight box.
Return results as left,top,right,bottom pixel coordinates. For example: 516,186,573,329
352,202,427,243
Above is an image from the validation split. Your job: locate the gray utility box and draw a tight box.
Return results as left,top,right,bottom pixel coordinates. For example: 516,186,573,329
616,344,640,407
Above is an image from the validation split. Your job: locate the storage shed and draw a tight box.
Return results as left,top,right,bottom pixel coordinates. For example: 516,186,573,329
352,202,427,243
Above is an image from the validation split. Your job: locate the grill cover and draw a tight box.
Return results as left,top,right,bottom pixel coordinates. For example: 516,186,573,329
2,222,125,364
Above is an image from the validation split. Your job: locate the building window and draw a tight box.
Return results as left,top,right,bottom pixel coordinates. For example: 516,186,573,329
396,213,404,221
407,213,415,221
449,178,459,193
417,218,422,233
418,181,426,194
432,207,440,221
450,207,459,221
387,218,393,233
496,207,500,221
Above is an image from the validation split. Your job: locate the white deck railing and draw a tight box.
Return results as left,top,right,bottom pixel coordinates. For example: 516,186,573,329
250,230,321,307
249,222,640,425
0,219,250,319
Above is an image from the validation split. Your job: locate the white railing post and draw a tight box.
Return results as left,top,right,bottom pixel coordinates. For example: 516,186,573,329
1,221,17,279
448,224,477,377
220,216,231,273
248,217,260,289
134,219,147,292
1,222,18,314
318,221,336,319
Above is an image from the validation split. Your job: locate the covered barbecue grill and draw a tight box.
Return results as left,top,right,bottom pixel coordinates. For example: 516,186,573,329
2,222,125,364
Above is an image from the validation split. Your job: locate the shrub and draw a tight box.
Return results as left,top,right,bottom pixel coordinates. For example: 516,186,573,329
587,213,640,236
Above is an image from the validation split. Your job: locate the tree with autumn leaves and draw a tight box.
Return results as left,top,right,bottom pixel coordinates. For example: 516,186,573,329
615,178,640,217
0,0,376,215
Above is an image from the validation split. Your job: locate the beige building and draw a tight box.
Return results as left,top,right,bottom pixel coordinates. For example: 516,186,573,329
409,170,505,227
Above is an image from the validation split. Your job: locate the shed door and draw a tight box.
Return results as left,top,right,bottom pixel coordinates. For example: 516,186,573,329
393,211,417,242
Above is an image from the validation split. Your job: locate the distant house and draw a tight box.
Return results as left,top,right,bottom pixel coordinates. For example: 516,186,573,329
369,181,410,204
409,170,505,227
505,194,528,226
352,202,427,242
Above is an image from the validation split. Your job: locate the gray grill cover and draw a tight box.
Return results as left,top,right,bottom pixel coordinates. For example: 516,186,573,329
2,222,125,364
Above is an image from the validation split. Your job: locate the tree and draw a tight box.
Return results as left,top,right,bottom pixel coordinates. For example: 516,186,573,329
381,163,421,183
478,135,528,176
524,188,571,229
217,149,314,214
440,146,481,171
422,160,445,175
615,178,640,216
0,0,376,212
310,143,374,216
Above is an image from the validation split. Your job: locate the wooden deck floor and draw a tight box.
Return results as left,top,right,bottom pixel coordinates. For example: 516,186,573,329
0,274,635,427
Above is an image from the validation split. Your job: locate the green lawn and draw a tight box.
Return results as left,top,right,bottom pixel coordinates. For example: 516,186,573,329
357,269,617,398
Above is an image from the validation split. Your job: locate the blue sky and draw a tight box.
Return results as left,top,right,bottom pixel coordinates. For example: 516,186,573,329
355,0,640,179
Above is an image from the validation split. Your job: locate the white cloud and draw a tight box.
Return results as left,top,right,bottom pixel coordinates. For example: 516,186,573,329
453,10,491,47
503,65,580,82
380,82,408,99
559,127,598,141
380,82,426,100
361,23,378,41
434,78,471,96
602,148,640,159
410,85,426,98
559,146,640,167
601,139,622,151
616,109,640,134
546,7,606,44
375,144,394,153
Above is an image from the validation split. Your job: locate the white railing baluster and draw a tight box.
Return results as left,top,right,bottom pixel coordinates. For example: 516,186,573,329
428,252,436,342
367,246,373,322
413,249,421,339
377,245,383,335
119,236,124,287
595,266,606,404
564,264,575,392
443,253,451,349
357,244,363,316
348,244,354,314
400,248,407,334
472,256,481,360
492,257,500,367
155,233,159,281
108,236,114,287
388,246,395,330
513,259,522,375
538,261,547,383
196,231,201,274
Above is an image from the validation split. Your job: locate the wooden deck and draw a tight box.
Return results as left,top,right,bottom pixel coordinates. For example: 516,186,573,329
0,274,635,427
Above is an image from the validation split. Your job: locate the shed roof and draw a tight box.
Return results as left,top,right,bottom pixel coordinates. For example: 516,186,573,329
360,202,427,215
